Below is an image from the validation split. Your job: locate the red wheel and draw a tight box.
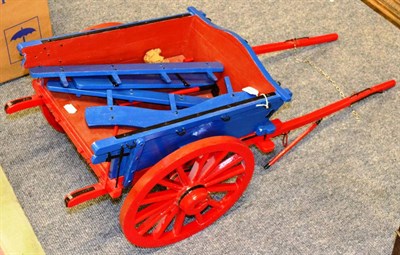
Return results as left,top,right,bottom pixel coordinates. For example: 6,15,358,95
120,136,254,247
40,105,64,133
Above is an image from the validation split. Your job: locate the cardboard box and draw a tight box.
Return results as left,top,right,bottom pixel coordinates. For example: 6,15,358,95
0,0,52,83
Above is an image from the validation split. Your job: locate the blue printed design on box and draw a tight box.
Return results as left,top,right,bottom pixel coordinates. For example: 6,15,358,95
3,16,42,64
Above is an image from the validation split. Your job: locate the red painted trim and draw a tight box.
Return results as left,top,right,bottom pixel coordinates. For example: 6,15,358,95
267,121,320,168
4,94,44,114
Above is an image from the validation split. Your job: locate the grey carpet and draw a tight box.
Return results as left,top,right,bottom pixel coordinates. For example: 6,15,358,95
0,1,399,254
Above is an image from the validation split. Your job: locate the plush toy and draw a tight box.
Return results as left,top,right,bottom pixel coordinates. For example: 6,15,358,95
144,48,187,63
143,48,165,63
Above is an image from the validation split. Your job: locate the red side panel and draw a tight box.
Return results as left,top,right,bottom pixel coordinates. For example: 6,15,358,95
22,16,193,68
21,15,276,94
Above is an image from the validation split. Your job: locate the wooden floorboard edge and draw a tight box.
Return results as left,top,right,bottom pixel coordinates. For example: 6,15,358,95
362,0,400,28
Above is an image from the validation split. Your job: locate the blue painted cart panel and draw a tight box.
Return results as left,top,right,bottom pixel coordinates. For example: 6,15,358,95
91,94,284,187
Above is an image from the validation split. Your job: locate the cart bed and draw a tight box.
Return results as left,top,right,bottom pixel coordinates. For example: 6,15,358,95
19,7,290,190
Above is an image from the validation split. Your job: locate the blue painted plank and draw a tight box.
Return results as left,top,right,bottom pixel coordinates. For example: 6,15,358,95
72,73,216,90
30,62,224,81
47,80,207,107
85,92,253,128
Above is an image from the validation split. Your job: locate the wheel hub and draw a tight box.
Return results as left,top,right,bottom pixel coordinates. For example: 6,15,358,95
179,186,209,215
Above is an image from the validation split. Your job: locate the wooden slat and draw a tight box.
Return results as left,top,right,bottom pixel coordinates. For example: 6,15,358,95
362,0,400,28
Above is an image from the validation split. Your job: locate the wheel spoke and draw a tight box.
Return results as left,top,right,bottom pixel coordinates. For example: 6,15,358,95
203,154,243,183
176,166,191,186
188,153,209,182
197,151,229,182
141,190,178,205
135,201,171,224
194,212,204,224
152,206,179,239
159,179,183,190
137,214,162,236
137,205,175,236
208,198,223,209
206,183,238,193
204,165,246,187
173,210,186,236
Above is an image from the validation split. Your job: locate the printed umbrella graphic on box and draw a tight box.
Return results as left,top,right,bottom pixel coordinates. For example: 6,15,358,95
11,27,36,42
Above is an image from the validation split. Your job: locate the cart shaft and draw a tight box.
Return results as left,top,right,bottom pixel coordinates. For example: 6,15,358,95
272,80,396,136
252,33,339,55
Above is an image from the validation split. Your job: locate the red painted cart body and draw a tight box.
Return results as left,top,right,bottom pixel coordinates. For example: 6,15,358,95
4,7,395,247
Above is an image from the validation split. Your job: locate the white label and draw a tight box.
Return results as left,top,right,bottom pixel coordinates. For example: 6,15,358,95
64,104,77,114
242,86,259,96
